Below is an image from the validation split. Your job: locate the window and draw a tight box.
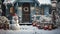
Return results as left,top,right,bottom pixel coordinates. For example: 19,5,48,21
10,6,15,14
40,7,44,15
36,7,39,15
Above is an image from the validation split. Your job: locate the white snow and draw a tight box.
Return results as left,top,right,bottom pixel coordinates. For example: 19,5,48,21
0,26,60,34
38,0,51,5
4,0,16,4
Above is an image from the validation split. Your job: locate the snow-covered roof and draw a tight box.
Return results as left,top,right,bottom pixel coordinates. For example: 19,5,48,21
38,0,51,5
3,0,16,4
3,0,51,5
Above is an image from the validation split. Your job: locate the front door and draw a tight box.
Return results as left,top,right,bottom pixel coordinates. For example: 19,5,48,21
22,3,30,23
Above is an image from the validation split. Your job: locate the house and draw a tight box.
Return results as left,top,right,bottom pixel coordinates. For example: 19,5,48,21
3,0,52,24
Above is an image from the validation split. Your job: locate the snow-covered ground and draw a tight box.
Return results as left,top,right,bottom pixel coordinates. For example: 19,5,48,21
0,25,60,34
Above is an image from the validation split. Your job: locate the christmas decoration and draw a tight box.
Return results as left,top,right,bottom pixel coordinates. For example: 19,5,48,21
0,16,10,30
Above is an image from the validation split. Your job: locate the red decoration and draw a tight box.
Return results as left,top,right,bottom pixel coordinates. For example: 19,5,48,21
44,25,48,30
32,23,36,26
48,25,53,30
11,13,17,16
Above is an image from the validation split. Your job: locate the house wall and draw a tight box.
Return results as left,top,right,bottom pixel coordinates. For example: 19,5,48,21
44,6,50,15
40,5,50,15
16,2,37,22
